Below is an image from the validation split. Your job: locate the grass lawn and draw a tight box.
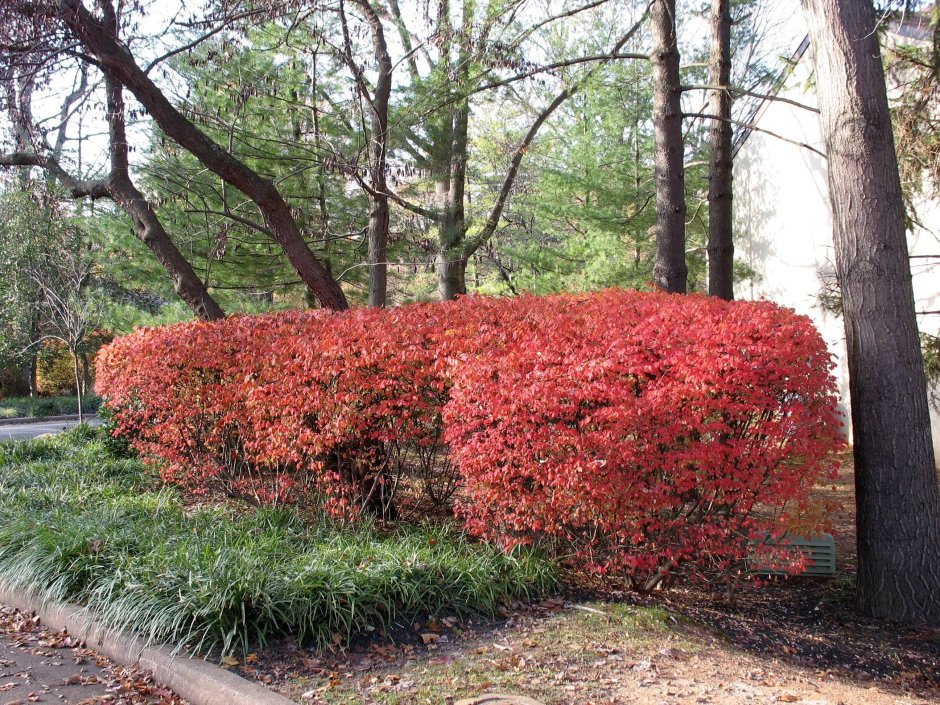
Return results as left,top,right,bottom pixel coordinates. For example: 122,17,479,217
0,427,556,657
0,395,101,419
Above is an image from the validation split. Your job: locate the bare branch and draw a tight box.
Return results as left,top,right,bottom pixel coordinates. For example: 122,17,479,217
188,208,274,238
683,112,827,158
382,186,440,221
55,0,347,310
0,151,109,198
510,0,617,45
681,83,821,114
466,7,652,256
143,8,270,75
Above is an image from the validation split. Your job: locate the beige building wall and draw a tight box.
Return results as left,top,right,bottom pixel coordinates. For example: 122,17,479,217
732,41,940,457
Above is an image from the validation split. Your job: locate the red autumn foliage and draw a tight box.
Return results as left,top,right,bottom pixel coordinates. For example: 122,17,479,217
444,292,844,585
95,290,843,584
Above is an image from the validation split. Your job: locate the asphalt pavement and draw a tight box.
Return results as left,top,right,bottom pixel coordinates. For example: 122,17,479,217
0,417,101,441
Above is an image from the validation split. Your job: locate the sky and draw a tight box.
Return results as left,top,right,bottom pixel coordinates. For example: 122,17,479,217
4,0,810,188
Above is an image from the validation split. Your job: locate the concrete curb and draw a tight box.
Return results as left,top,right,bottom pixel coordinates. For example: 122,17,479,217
0,414,87,426
0,580,297,705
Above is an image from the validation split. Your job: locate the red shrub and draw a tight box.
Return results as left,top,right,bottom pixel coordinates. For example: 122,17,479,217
95,306,449,513
444,291,844,585
96,290,843,581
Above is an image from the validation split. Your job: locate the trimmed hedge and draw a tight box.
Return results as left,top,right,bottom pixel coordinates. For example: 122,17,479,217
445,293,843,584
96,290,843,584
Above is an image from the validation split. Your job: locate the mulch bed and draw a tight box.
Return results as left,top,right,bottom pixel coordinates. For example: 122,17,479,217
234,457,940,698
665,458,940,690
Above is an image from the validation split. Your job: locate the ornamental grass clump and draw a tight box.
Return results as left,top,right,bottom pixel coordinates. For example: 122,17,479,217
0,427,556,655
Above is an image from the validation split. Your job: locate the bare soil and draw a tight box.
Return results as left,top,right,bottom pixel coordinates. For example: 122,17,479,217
235,459,940,705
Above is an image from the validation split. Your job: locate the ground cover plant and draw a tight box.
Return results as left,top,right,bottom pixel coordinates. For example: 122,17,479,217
96,289,844,587
0,427,556,656
0,394,101,419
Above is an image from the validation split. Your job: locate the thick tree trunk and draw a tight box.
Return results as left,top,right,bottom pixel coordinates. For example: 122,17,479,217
367,199,390,307
110,179,226,321
103,73,225,321
706,0,734,300
650,0,688,294
6,73,34,189
431,5,470,302
803,0,940,626
58,0,348,311
437,252,467,301
0,32,222,322
437,99,470,301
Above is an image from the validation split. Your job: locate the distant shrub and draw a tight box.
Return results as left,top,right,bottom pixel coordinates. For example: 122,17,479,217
96,290,843,584
36,340,75,395
31,398,58,417
0,394,101,419
36,331,112,397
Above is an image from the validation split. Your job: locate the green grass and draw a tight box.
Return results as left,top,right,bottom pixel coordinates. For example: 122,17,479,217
0,427,557,656
0,395,102,419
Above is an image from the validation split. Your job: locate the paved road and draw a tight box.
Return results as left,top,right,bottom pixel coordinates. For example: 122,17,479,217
0,417,101,442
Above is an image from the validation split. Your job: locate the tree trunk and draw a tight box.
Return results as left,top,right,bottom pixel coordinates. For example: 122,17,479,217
932,0,939,82
103,72,225,321
18,360,35,397
25,313,39,397
437,98,470,301
803,0,940,626
0,22,222,322
354,0,393,308
650,0,688,294
706,0,734,300
58,0,348,311
71,349,83,424
308,53,331,279
367,199,390,307
432,4,470,302
81,353,91,395
437,251,467,301
110,180,226,320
